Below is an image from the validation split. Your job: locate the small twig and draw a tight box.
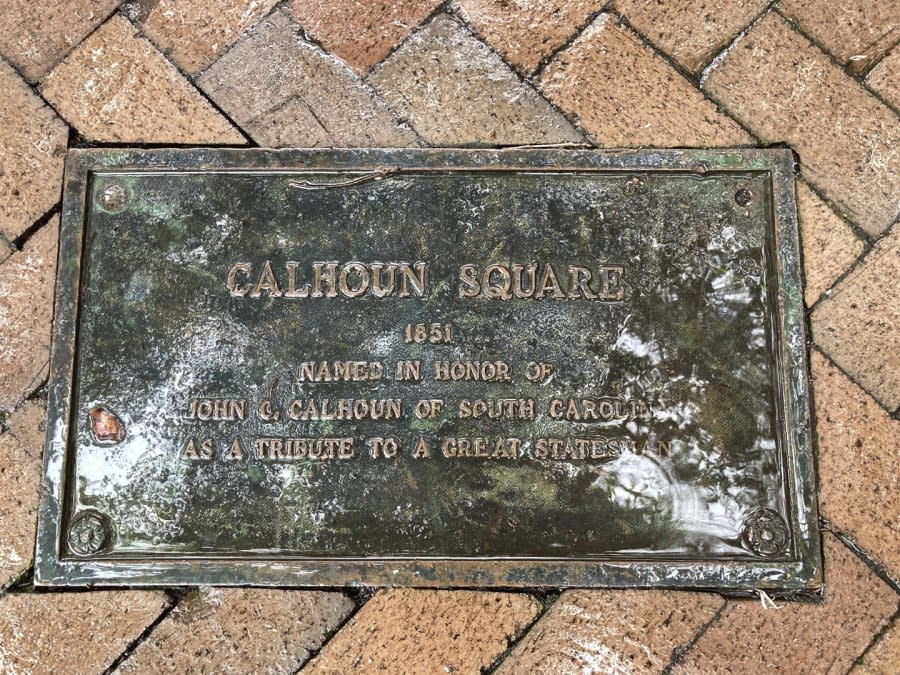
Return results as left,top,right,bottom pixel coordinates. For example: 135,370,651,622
288,167,402,190
757,589,782,610
498,142,594,150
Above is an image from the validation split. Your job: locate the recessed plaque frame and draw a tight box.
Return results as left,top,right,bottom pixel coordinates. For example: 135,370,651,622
35,148,821,595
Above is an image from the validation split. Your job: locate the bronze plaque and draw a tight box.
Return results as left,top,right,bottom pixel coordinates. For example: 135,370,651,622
36,148,821,594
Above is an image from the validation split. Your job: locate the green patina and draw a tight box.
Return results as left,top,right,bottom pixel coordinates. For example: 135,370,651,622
34,148,820,593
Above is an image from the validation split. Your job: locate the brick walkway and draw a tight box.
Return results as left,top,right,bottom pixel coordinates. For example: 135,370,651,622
0,1,897,672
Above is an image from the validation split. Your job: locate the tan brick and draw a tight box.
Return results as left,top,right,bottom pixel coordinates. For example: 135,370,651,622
139,0,281,76
0,220,58,412
0,400,45,586
0,0,119,82
855,617,900,674
198,10,417,147
867,47,900,109
538,14,750,147
0,60,67,242
0,239,12,265
780,0,899,71
797,180,865,305
40,15,244,144
289,0,443,75
811,224,900,411
613,0,770,72
0,590,169,673
496,590,724,674
118,589,353,674
306,589,542,673
703,12,900,236
368,14,583,146
812,350,900,576
6,398,47,453
452,0,605,74
675,535,900,674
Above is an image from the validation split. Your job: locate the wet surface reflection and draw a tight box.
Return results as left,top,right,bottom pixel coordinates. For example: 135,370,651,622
69,169,788,560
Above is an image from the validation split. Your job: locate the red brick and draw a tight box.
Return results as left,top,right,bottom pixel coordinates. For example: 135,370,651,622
198,10,417,147
0,400,45,587
703,12,900,236
613,0,770,72
812,350,900,577
40,15,244,143
367,13,584,145
307,589,542,673
675,535,900,674
538,14,751,146
796,180,865,305
453,0,605,74
779,0,899,72
0,220,58,411
118,589,353,674
139,0,281,76
0,0,119,82
811,224,900,411
289,0,443,74
0,590,169,673
496,590,724,673
0,60,67,242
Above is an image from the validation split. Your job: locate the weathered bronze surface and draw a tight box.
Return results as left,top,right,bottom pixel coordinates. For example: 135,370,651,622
35,148,821,594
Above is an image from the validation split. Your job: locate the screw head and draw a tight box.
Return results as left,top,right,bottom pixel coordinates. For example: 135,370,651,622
623,176,648,196
741,508,789,557
97,182,129,212
734,188,753,207
68,511,112,556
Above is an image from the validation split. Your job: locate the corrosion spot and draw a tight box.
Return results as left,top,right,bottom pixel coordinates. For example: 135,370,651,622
89,406,126,443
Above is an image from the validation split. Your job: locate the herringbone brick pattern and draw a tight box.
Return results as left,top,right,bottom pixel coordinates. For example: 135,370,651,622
0,1,897,672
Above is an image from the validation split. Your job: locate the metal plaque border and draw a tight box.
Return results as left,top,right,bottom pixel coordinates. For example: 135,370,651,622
35,148,821,594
